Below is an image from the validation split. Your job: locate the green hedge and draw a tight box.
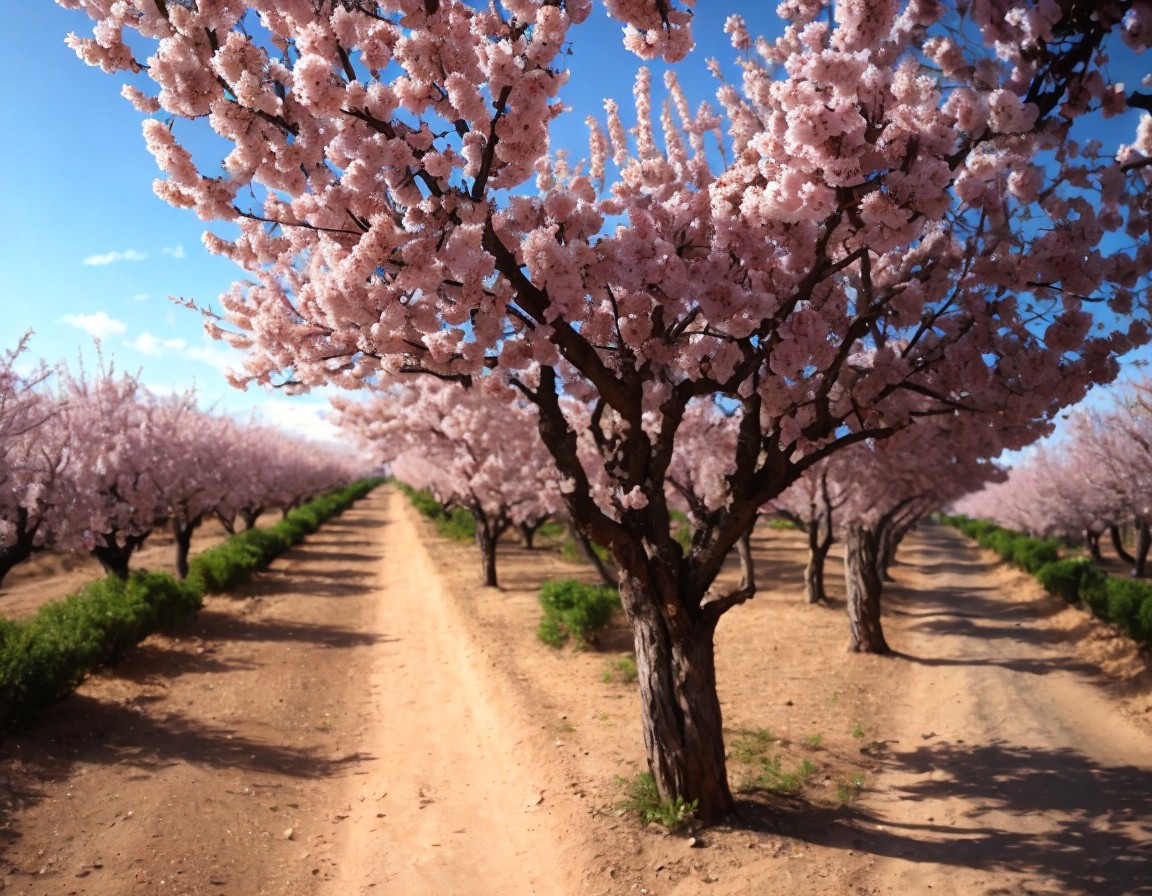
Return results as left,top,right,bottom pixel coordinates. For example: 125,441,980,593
941,514,1152,648
537,578,621,649
395,482,475,542
0,478,382,730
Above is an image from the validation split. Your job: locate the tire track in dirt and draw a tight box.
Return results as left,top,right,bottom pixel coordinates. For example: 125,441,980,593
322,489,581,896
861,523,1152,896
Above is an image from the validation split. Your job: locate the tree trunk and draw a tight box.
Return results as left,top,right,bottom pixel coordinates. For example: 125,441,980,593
0,512,37,589
519,521,539,550
91,532,148,579
472,508,509,589
172,517,198,580
241,508,262,531
844,524,890,654
216,512,237,535
804,519,831,604
1086,528,1103,562
619,568,734,822
476,523,500,587
1133,518,1150,579
1110,524,1135,565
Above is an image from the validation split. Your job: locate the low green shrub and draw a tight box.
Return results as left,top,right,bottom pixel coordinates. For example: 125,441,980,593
1,478,380,729
1036,558,1106,605
1105,578,1152,640
395,483,475,542
1010,538,1061,573
537,578,621,648
945,514,1152,649
0,571,202,728
433,507,475,542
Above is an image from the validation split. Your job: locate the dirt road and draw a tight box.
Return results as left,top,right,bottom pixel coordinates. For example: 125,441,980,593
861,524,1152,895
1,490,1150,895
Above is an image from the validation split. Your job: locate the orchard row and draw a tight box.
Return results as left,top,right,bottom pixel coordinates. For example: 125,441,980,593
957,377,1152,579
0,335,365,590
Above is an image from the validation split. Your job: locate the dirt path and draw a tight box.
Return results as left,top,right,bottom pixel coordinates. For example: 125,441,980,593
858,523,1152,895
2,491,1151,895
320,490,582,896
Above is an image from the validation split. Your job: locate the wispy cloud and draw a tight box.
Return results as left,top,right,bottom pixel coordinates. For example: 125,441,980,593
61,311,128,340
161,245,186,260
131,332,188,356
82,249,148,266
255,400,341,443
185,343,237,372
130,293,151,302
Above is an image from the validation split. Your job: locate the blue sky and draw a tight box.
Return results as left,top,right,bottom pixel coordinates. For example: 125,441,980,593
0,4,779,441
1,5,1147,445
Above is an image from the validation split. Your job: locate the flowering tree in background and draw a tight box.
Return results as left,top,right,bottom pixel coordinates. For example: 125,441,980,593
56,362,172,578
1071,381,1152,576
61,0,1152,818
957,377,1152,576
51,359,162,578
0,337,66,587
150,395,234,578
770,459,844,605
832,421,1006,652
333,380,560,586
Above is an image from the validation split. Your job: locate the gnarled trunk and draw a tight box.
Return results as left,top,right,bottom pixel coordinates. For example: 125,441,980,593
172,515,202,580
844,523,889,654
91,531,149,579
620,565,734,822
804,518,832,604
241,507,263,531
1110,524,1135,565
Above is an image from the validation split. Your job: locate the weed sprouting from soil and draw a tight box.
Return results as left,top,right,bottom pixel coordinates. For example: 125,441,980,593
614,772,697,829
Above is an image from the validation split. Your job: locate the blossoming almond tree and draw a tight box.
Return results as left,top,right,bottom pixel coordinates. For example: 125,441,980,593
51,358,162,579
60,0,1152,818
769,459,845,605
150,394,238,578
0,336,66,588
831,419,1008,652
957,377,1152,576
332,378,561,586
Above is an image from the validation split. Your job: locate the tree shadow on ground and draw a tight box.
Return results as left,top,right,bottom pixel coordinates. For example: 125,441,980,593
728,737,1152,894
179,608,391,650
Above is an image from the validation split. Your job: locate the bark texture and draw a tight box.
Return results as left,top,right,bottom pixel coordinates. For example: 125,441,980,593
620,568,734,821
845,524,890,654
805,518,832,605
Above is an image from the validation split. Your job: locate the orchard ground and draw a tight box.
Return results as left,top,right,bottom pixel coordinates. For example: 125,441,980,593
2,486,1151,895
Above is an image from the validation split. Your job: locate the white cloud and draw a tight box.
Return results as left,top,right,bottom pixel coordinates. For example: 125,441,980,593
131,332,188,356
61,311,128,340
161,245,186,259
82,249,148,266
142,382,181,398
130,293,151,302
185,343,238,372
255,400,341,443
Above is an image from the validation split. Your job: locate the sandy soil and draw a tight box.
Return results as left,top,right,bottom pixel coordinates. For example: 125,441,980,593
1,487,1150,895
